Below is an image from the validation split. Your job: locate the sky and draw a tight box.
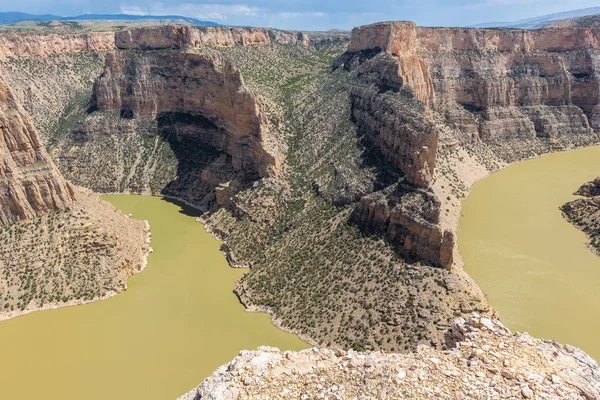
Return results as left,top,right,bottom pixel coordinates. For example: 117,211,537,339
0,0,600,31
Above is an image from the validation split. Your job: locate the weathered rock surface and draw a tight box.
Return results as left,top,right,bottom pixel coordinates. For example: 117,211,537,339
115,25,347,50
93,50,279,178
353,183,454,268
336,21,600,269
0,31,115,59
179,315,600,400
561,177,600,256
0,25,347,61
575,177,600,197
0,73,74,224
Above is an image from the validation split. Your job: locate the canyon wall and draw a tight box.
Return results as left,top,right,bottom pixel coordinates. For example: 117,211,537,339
115,25,348,50
0,31,115,59
346,22,600,135
336,21,600,269
0,25,348,60
92,51,279,178
0,74,74,225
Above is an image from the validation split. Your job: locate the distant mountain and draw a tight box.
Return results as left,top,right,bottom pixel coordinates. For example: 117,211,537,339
471,7,600,29
0,11,220,26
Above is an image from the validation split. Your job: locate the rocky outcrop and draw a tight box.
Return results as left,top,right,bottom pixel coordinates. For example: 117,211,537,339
0,31,114,59
92,51,280,178
114,25,347,51
0,74,74,225
352,183,454,268
179,314,600,400
575,177,600,196
561,177,600,256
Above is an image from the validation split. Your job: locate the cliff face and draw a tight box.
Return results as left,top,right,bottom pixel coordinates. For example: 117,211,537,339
115,25,347,50
0,31,115,59
352,183,454,267
180,314,600,400
92,51,279,179
336,22,600,269
346,22,600,135
0,74,74,225
0,25,348,61
561,177,600,256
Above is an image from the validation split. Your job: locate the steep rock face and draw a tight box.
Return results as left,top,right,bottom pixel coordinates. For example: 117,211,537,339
0,74,74,225
0,31,114,59
179,315,600,400
92,51,279,178
336,22,600,269
114,25,347,51
352,183,454,267
346,22,600,133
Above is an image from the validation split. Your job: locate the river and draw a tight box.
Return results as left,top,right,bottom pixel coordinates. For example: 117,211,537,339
459,145,600,361
0,195,306,399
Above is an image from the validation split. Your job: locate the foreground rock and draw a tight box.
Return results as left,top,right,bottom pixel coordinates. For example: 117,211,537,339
180,315,600,400
561,178,600,256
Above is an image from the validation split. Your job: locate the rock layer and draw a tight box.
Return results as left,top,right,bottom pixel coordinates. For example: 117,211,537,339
0,31,115,59
179,314,600,400
92,51,279,178
0,74,74,225
0,25,347,61
115,25,348,50
345,22,600,134
336,21,600,269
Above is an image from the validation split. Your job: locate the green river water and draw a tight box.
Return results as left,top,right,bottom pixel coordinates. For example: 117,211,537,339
459,145,600,361
0,195,306,399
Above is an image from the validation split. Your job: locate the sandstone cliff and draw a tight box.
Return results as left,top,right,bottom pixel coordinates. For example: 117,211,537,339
179,314,600,400
0,73,74,224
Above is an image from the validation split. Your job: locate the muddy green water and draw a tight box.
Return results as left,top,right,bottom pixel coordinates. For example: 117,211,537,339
459,145,600,361
0,195,306,400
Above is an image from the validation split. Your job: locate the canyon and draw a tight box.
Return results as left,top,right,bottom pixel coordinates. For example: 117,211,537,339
0,17,599,398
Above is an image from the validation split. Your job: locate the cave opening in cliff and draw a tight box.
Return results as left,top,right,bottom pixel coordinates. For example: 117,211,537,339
156,111,255,210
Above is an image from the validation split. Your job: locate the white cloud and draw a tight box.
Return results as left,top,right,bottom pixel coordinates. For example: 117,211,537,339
119,2,329,25
120,2,263,21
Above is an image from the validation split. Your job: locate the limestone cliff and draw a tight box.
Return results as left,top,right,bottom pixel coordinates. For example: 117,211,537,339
0,25,347,61
335,21,600,269
0,31,115,59
93,51,278,178
179,315,600,400
0,73,74,224
114,25,348,50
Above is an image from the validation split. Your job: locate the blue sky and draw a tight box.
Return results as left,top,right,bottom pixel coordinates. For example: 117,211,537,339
1,0,599,30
